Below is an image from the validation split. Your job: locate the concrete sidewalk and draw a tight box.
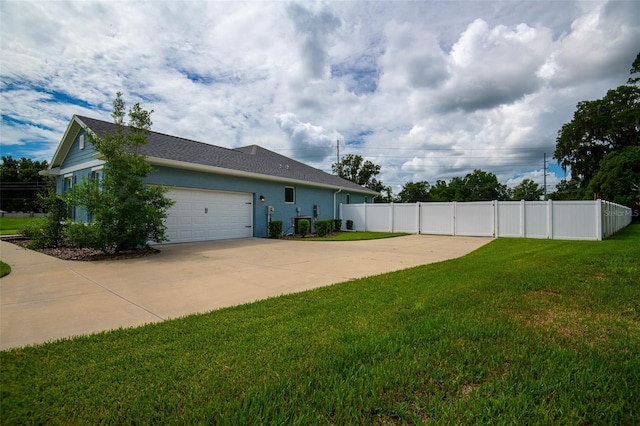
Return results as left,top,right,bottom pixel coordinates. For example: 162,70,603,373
0,235,492,350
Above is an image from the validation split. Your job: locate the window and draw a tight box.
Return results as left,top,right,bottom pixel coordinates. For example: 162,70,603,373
285,186,295,203
79,134,85,150
63,174,73,194
346,194,351,204
91,170,104,191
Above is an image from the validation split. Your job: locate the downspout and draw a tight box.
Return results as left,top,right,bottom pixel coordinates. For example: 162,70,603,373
333,188,342,219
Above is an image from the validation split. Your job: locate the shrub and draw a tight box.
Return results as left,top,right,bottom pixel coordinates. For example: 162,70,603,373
64,222,104,250
268,220,283,238
26,193,69,248
346,220,354,230
298,219,310,237
315,219,332,237
333,219,342,232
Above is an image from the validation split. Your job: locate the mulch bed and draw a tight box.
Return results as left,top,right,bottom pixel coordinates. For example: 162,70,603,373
2,237,159,261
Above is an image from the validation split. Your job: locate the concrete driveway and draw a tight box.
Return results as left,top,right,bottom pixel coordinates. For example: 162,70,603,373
0,235,492,350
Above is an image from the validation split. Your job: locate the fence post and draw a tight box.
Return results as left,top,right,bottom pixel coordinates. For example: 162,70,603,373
416,202,421,234
390,202,395,233
493,200,498,238
364,203,368,232
547,199,553,239
520,200,526,238
452,201,457,236
596,199,603,240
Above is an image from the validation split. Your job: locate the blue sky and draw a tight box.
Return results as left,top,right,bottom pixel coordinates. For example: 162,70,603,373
1,0,638,194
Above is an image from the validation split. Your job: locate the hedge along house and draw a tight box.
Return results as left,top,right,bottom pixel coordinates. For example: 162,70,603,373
44,115,378,243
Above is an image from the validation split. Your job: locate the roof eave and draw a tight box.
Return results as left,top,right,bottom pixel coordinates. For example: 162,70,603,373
147,157,377,194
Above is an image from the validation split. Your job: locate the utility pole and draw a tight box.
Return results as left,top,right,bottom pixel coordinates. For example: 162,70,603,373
336,139,340,164
543,153,547,201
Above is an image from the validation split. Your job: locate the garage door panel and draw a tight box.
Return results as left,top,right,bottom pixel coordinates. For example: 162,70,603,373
164,188,252,243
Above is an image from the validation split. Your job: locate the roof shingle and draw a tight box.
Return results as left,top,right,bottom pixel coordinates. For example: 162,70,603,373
76,115,376,194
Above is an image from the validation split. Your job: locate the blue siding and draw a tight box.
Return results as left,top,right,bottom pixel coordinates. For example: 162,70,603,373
55,157,370,238
61,129,96,169
146,166,369,237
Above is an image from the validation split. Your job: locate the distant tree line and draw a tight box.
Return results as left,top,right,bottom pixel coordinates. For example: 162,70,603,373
0,156,53,212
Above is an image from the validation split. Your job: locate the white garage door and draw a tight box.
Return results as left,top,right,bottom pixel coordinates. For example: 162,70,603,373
164,188,253,243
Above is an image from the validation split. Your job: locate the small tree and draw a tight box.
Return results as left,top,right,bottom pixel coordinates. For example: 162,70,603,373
70,93,174,253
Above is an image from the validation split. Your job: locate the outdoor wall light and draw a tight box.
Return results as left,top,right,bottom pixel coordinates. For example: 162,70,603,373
259,195,265,203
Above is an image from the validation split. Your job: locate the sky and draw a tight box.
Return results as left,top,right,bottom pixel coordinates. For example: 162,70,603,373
1,0,638,195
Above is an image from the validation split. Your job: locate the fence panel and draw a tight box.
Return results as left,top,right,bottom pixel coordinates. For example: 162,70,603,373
340,204,366,231
420,203,454,235
497,201,522,237
455,201,495,236
340,200,631,240
392,203,419,233
551,201,599,240
524,202,549,238
602,200,633,238
366,204,392,232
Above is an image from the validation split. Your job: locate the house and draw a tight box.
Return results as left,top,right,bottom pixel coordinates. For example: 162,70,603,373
44,115,378,243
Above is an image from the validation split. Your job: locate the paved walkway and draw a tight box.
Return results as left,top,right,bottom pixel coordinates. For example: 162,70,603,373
0,235,492,350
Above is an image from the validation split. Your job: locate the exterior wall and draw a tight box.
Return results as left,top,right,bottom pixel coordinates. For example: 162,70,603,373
54,136,371,238
62,129,94,168
146,166,369,237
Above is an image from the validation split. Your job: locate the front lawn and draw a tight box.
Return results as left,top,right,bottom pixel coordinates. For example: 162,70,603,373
1,225,639,424
0,261,10,278
0,217,41,236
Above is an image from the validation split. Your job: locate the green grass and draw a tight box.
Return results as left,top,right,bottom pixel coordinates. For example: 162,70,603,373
0,261,10,278
0,217,42,235
1,225,639,424
299,231,409,241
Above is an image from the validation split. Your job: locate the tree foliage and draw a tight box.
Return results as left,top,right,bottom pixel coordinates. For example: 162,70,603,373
510,178,544,201
0,156,52,212
70,93,174,253
398,170,510,203
332,154,388,197
586,146,640,209
554,52,640,202
397,181,431,203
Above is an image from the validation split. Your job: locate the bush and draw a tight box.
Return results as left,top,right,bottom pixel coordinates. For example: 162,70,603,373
346,220,354,230
315,219,332,237
64,222,104,250
333,219,342,232
268,220,283,238
298,219,310,237
26,193,69,248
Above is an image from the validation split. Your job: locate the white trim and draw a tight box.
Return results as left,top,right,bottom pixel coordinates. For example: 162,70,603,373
48,159,106,176
91,165,104,172
64,173,73,178
284,186,295,204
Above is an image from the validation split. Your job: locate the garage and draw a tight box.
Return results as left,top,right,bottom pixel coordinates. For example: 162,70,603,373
164,188,253,243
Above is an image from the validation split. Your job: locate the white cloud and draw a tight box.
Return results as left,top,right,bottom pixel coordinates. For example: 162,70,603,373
1,0,637,195
273,113,340,162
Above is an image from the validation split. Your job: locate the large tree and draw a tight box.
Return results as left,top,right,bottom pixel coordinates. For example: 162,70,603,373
586,146,640,209
0,156,52,212
456,169,510,201
70,93,174,253
332,154,387,198
397,181,431,203
510,178,544,201
554,52,640,197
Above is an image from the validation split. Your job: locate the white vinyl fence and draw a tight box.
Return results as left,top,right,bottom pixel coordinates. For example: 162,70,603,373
340,199,632,241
